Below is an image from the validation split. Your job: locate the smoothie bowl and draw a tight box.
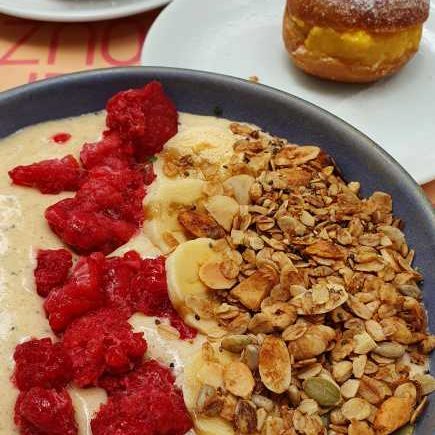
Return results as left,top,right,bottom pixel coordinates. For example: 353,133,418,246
0,67,434,435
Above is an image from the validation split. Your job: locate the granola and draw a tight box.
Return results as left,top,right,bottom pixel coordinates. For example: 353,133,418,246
166,122,434,435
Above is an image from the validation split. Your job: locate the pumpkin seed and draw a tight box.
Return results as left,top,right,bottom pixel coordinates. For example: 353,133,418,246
392,424,414,435
221,334,255,353
242,344,259,371
252,394,274,412
303,377,341,407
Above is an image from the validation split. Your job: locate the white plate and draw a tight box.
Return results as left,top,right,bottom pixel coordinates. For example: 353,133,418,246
0,0,169,22
142,0,435,184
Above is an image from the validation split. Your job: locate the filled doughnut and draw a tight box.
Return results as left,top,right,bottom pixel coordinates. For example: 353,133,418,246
283,0,430,82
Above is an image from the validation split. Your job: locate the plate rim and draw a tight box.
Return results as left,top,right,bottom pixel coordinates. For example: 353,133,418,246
0,0,169,22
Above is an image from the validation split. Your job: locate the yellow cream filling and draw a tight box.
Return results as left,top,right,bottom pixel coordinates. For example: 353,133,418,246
292,16,422,65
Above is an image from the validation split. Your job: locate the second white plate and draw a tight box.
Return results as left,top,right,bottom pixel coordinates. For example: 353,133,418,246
142,0,435,184
0,0,169,22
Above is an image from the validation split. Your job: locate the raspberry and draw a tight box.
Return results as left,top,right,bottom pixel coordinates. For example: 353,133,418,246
76,166,145,226
15,387,77,435
80,131,134,170
62,308,147,387
92,361,192,435
106,81,178,161
13,338,72,391
103,250,142,313
98,360,174,397
44,253,105,332
45,198,137,255
129,256,169,314
45,167,145,255
34,249,72,297
9,155,82,194
167,311,198,340
51,133,72,144
129,256,197,339
101,253,196,339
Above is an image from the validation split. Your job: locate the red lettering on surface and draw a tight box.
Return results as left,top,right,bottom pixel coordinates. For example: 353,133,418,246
0,21,41,65
47,24,97,65
101,20,145,66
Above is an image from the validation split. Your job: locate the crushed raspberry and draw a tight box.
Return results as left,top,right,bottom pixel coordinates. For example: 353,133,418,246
103,250,142,312
62,308,146,387
45,167,145,255
51,133,72,144
10,82,191,434
34,249,72,297
103,253,196,339
45,198,136,255
44,253,105,332
167,311,198,340
98,359,174,397
9,155,82,194
76,166,145,226
13,338,72,391
92,360,192,435
130,256,197,339
15,387,77,435
106,81,178,161
80,131,134,170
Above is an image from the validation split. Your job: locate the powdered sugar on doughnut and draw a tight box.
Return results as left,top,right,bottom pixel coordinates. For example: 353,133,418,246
287,0,430,32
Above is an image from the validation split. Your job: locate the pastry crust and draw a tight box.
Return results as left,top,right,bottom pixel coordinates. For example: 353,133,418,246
282,12,420,83
286,0,429,33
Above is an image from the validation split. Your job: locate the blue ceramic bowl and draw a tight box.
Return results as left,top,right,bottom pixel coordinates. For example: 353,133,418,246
1,67,434,433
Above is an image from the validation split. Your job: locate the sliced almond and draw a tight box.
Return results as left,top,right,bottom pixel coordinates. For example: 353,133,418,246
290,283,348,315
199,261,237,290
358,376,391,405
223,174,255,205
223,361,255,399
352,355,367,379
259,336,291,394
197,361,225,388
305,240,346,260
230,267,278,310
341,379,360,399
274,145,320,166
373,397,413,435
282,323,308,342
342,397,371,421
394,383,417,405
204,195,239,232
365,319,386,342
348,421,374,435
353,332,377,354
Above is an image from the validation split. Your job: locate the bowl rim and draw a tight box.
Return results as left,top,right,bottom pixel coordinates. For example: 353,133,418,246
1,65,434,432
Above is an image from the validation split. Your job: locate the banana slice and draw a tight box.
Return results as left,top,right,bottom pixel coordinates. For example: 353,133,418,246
183,344,236,435
144,178,205,253
166,238,228,338
164,116,238,161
